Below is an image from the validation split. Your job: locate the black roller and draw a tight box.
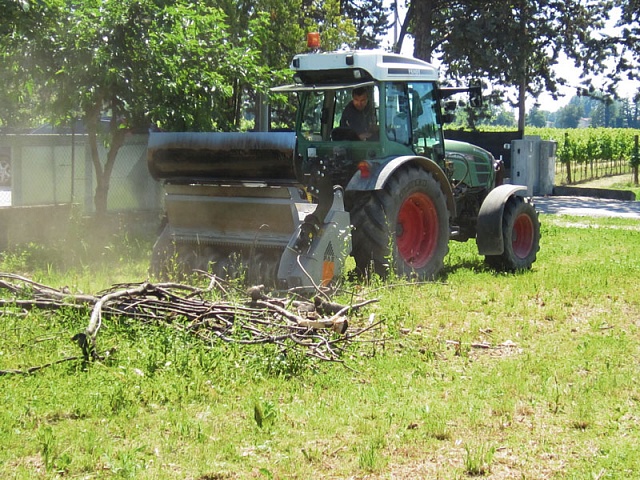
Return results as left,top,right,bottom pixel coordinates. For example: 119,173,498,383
147,132,297,183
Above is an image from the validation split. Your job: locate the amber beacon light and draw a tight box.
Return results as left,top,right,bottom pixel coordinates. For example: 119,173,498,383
307,32,321,49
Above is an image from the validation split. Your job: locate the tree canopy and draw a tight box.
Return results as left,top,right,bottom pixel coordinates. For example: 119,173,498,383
400,0,620,131
612,0,640,83
0,0,363,214
340,0,388,49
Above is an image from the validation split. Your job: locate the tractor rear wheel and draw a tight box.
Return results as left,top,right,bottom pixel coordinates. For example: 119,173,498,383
350,165,450,280
485,196,540,271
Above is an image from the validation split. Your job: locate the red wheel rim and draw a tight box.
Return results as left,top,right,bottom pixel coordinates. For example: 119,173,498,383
396,192,439,267
512,213,534,258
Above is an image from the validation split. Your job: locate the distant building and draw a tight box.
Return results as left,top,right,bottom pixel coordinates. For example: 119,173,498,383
578,117,591,128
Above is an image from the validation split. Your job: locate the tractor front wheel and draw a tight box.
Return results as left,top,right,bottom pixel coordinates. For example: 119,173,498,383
485,196,540,271
350,165,450,280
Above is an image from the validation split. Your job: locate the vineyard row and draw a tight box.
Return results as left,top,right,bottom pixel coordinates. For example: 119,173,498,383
525,127,640,184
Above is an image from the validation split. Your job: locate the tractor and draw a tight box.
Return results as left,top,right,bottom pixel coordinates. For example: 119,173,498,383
147,48,540,288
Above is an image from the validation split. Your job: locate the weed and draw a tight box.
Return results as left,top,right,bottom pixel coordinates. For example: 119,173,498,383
301,445,322,464
103,447,148,478
37,426,57,471
422,405,450,441
248,343,311,378
463,442,495,476
570,396,594,431
253,398,278,430
357,434,386,472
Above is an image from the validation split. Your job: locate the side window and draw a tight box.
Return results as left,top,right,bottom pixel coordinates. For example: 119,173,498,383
332,90,354,130
300,91,325,141
385,83,410,145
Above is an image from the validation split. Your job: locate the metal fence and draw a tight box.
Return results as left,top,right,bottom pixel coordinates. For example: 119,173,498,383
0,133,162,213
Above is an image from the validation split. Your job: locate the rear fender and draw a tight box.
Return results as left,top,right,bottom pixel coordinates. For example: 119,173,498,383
476,184,527,255
345,155,456,218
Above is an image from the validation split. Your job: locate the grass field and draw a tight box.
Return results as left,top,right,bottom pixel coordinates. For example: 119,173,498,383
1,213,639,479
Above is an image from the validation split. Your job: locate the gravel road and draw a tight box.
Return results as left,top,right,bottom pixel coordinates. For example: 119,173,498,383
533,173,640,219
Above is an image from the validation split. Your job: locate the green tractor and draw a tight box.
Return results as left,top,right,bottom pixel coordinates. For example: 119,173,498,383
148,49,540,288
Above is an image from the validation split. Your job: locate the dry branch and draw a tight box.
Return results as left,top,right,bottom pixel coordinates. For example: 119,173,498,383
0,273,382,374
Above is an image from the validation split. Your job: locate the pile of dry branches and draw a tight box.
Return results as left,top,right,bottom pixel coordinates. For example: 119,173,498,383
0,273,381,374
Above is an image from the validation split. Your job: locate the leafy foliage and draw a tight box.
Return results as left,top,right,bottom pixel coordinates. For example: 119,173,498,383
1,0,370,213
552,93,640,129
0,0,61,128
340,0,388,49
530,127,640,165
404,1,617,130
604,1,640,91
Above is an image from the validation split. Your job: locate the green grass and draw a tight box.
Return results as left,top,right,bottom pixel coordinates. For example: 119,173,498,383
1,214,639,479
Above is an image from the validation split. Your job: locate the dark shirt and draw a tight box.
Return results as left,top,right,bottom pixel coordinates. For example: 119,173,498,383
340,102,374,135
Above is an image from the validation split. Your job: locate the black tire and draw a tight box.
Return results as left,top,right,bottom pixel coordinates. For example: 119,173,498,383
485,196,540,271
350,165,450,280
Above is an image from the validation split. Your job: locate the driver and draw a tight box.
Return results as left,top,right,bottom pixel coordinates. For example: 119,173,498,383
340,87,376,140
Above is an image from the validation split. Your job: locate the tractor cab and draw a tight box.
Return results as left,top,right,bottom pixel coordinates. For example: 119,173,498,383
272,51,448,188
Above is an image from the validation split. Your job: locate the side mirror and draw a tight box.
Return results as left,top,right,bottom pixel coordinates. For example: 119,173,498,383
469,81,483,108
444,99,457,112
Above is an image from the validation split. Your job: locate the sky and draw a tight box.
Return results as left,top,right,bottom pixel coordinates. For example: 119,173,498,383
380,2,639,113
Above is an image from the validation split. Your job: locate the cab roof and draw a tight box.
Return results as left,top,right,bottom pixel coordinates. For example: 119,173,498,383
287,50,439,85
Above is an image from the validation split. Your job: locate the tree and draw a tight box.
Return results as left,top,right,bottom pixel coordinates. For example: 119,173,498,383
3,0,369,216
401,0,615,132
590,99,619,128
612,0,640,86
300,0,358,49
218,0,359,130
340,0,388,49
400,0,459,62
0,0,59,128
555,103,583,128
628,92,640,129
34,0,276,215
527,106,548,127
489,107,517,128
214,0,304,130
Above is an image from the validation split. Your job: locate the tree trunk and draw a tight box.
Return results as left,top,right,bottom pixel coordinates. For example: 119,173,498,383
634,135,639,185
412,0,436,62
393,1,414,54
516,0,527,135
233,80,242,128
86,105,126,217
517,75,526,135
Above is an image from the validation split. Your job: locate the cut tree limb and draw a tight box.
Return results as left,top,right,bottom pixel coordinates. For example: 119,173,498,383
0,273,382,373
